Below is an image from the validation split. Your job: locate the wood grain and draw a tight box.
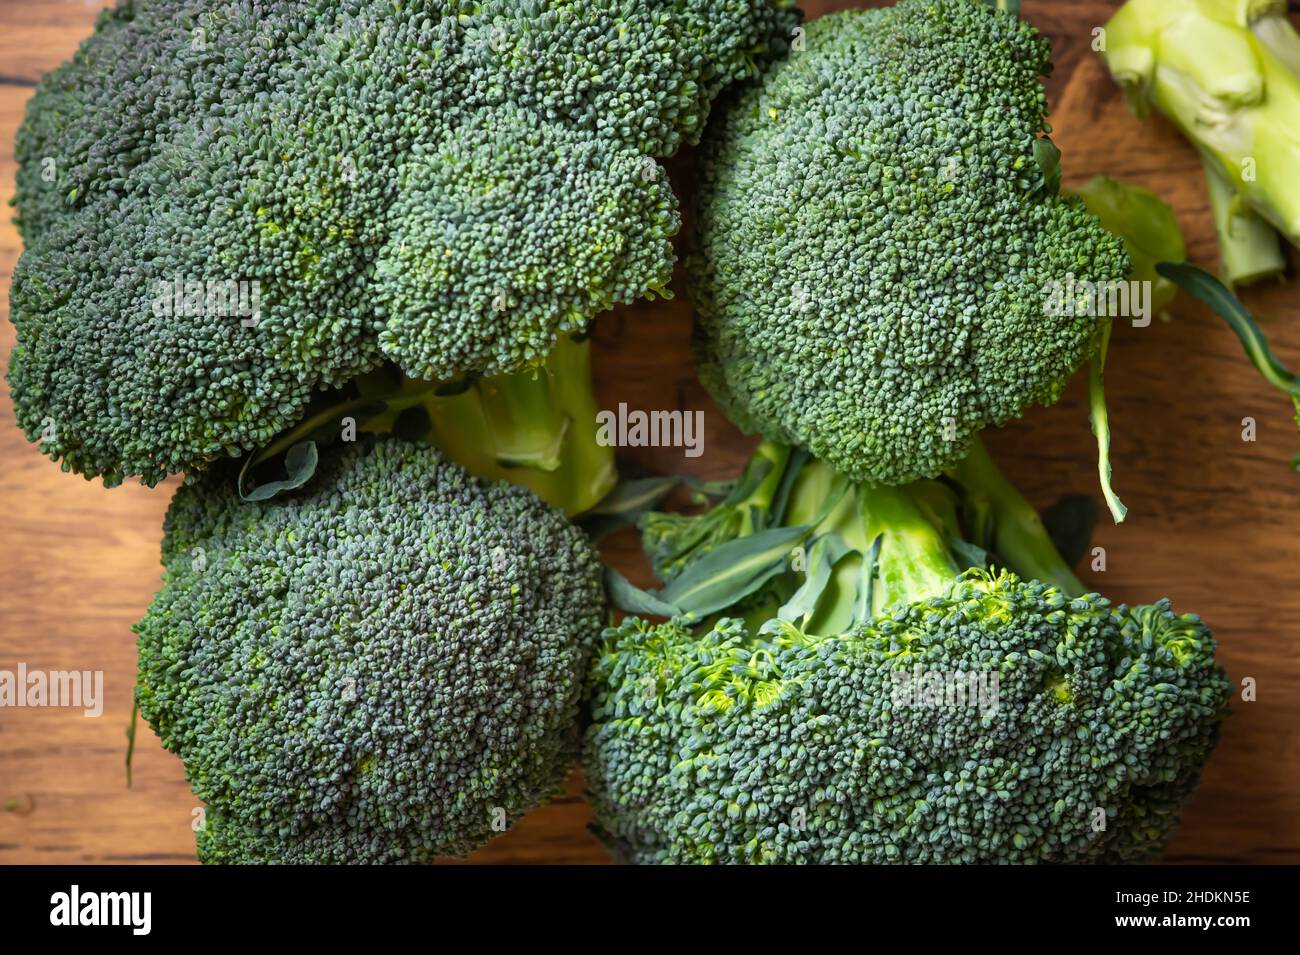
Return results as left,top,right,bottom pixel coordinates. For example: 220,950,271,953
1,0,1296,866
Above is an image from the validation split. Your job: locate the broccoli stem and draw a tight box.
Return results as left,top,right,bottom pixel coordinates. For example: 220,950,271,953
1202,153,1286,286
244,335,616,516
1252,3,1300,75
417,334,617,516
1088,321,1128,524
781,455,848,529
783,460,868,631
622,439,1090,632
855,482,963,611
948,437,1087,598
783,459,961,621
1102,0,1300,251
727,439,796,532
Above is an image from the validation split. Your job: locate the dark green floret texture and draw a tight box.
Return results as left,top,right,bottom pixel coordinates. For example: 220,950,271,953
586,574,1229,864
9,0,799,486
134,436,605,863
688,0,1129,485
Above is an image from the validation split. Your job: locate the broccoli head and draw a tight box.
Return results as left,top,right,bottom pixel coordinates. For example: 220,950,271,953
591,441,1229,863
135,435,605,863
9,0,799,490
688,1,1129,488
588,579,1228,864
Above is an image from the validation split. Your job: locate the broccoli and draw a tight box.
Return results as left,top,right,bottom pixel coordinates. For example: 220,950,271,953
8,0,799,511
134,435,605,863
688,1,1129,496
589,440,1230,864
1101,0,1300,286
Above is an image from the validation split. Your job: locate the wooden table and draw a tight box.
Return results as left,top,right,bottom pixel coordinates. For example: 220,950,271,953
2,0,1296,865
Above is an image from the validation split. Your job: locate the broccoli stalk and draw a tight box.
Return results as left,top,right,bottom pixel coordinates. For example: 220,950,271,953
417,334,615,516
1102,0,1300,285
947,437,1087,596
1201,155,1287,285
240,333,615,516
823,481,964,615
613,436,1088,628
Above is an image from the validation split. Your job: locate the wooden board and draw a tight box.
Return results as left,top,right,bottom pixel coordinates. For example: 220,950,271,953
1,0,1296,866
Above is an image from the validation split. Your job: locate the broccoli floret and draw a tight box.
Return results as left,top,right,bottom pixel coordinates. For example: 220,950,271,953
8,0,799,495
134,435,605,863
688,1,1129,489
1102,0,1300,286
590,440,1230,863
588,584,1227,864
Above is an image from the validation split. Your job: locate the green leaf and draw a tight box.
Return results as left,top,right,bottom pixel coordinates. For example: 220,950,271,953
854,533,884,623
603,566,683,618
586,476,681,517
682,477,740,502
718,455,775,508
1075,175,1186,314
778,533,851,623
1157,261,1300,409
949,538,991,574
659,524,810,619
580,477,680,543
239,440,319,503
1033,137,1061,196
